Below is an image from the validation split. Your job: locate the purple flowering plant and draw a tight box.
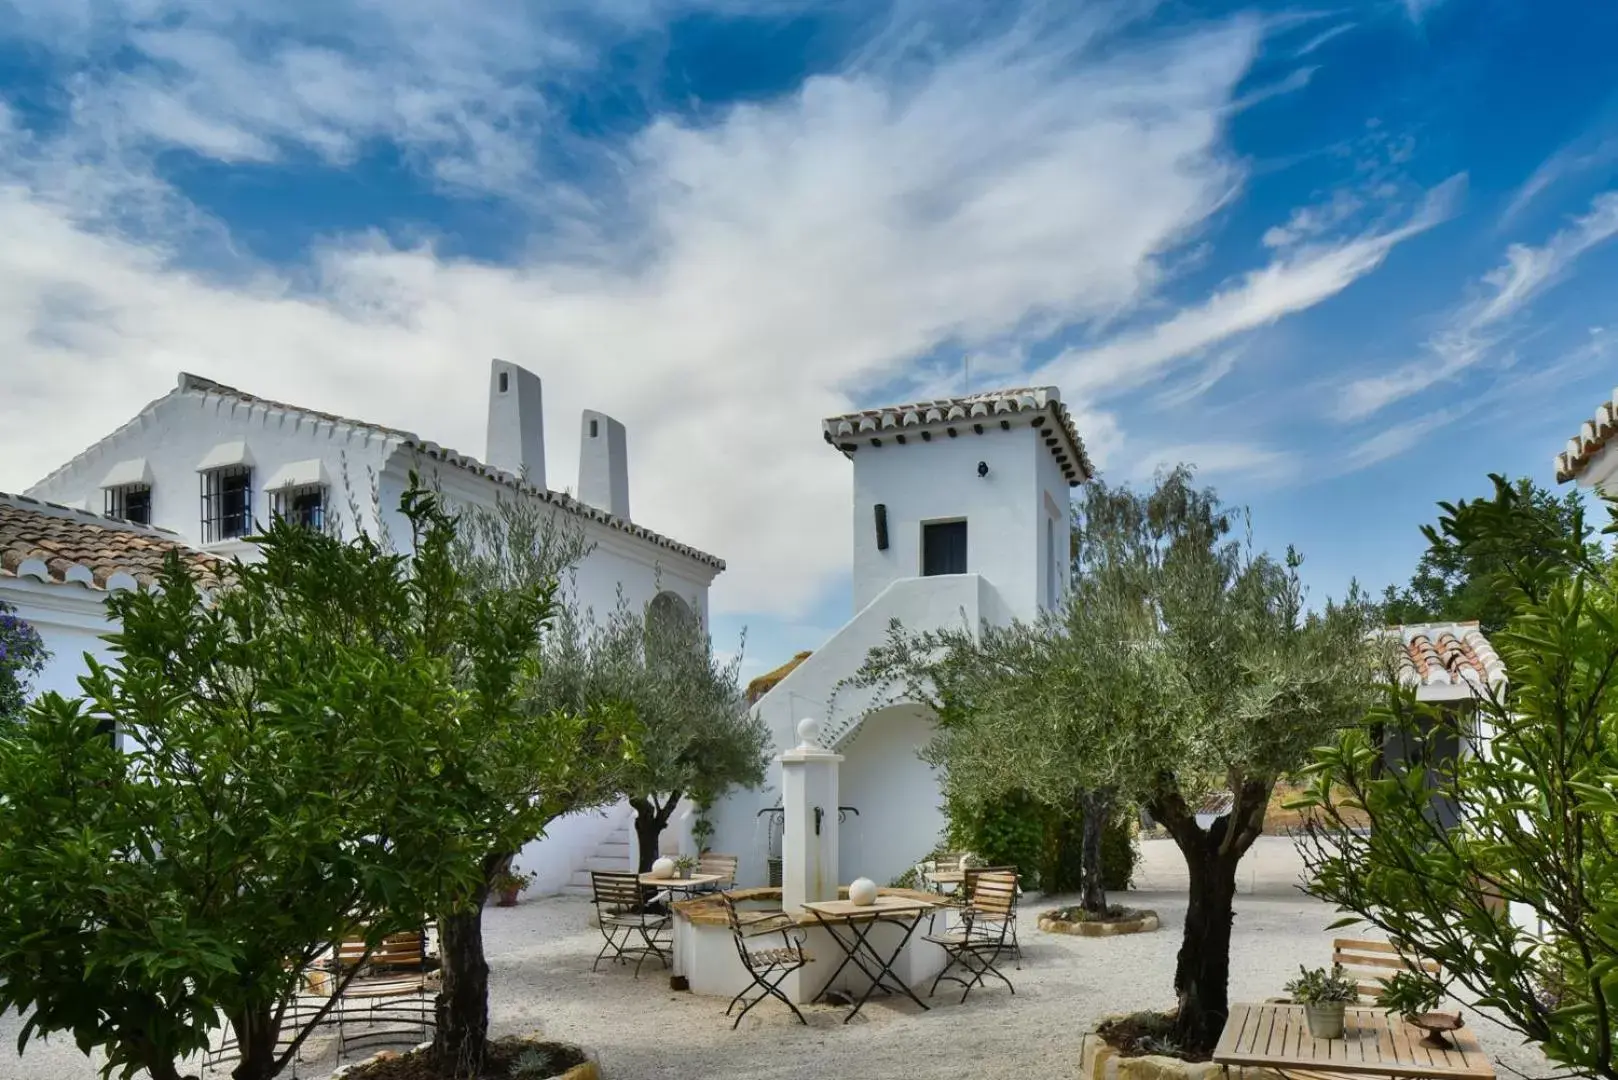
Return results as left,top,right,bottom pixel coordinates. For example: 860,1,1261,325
0,600,46,719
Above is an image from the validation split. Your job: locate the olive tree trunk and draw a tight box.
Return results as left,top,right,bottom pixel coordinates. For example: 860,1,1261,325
1149,777,1272,1054
1079,788,1111,914
630,793,682,873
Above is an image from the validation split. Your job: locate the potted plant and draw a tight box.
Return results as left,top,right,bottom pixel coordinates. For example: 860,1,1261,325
673,854,698,881
491,867,534,907
1285,963,1358,1039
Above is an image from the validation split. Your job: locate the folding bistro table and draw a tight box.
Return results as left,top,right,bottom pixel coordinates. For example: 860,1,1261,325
801,896,937,1023
1214,1003,1496,1080
637,871,727,896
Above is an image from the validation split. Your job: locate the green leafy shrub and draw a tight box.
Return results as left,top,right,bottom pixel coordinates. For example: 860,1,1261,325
1040,801,1139,893
946,790,1045,883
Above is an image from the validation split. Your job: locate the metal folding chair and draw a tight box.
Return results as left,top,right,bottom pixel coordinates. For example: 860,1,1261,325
696,852,739,893
590,870,671,977
331,929,437,1058
963,864,1023,968
719,892,812,1029
925,871,1019,1003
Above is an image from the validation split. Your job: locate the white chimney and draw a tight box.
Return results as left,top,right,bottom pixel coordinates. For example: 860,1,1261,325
486,359,546,487
578,410,630,520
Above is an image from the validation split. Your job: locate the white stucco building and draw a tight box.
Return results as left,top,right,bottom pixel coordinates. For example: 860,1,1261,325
1555,386,1618,493
707,387,1092,889
21,361,725,896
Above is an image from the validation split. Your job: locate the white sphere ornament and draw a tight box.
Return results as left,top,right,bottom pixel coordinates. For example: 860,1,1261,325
796,717,822,748
849,877,879,907
649,857,676,880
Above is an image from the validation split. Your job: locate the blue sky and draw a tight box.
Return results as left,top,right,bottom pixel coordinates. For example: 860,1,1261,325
1,0,1615,680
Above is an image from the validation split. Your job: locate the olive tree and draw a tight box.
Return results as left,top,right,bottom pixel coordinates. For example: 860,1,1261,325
1295,475,1618,1080
857,468,1376,1053
433,495,637,1077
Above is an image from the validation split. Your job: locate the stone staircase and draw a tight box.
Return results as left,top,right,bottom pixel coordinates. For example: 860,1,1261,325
558,820,636,898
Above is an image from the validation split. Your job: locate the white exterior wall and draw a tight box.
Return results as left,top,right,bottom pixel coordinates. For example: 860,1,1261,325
24,381,722,897
851,426,1063,622
26,388,395,549
709,574,1012,888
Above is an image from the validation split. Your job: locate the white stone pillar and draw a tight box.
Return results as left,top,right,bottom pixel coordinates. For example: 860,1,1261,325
778,718,842,914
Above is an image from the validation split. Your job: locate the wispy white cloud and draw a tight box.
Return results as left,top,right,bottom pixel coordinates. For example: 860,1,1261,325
1128,440,1296,484
1330,408,1466,475
1153,348,1242,408
1341,190,1618,420
1402,0,1447,23
1500,132,1618,228
0,2,1272,622
1043,173,1464,397
1294,22,1356,57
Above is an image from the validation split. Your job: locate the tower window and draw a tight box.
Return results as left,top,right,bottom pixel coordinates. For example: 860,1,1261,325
922,520,968,576
590,419,599,438
271,484,327,530
498,371,509,393
201,466,253,543
104,484,152,525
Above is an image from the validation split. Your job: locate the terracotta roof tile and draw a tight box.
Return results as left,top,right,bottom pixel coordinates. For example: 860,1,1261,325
822,386,1094,486
1382,621,1506,692
0,494,221,592
1555,387,1618,483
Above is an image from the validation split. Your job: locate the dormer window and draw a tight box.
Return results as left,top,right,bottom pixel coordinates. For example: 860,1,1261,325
201,466,253,543
100,458,153,525
271,484,327,530
104,484,152,525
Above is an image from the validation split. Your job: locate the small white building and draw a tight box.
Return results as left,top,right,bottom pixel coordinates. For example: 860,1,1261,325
1555,387,1618,493
22,361,726,897
707,387,1092,889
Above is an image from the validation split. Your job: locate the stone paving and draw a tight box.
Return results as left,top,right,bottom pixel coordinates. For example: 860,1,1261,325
2,838,1555,1080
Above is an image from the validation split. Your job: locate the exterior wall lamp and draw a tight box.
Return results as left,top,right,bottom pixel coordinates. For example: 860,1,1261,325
977,460,989,478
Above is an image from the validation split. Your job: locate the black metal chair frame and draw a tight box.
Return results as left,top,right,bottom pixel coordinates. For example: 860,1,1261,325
591,871,671,977
927,871,1019,1004
720,892,812,1029
962,865,1023,969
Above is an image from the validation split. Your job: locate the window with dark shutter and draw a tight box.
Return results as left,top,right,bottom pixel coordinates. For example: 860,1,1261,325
201,466,253,543
922,520,968,576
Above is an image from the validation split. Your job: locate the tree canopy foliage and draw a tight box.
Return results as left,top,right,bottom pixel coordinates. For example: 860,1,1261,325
1297,473,1618,1080
857,467,1376,1052
0,498,505,1080
1381,476,1601,633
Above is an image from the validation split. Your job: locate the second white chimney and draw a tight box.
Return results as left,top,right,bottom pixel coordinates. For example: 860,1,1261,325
486,359,546,487
578,410,630,520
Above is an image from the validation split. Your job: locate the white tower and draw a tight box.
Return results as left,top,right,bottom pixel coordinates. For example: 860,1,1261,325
822,387,1091,622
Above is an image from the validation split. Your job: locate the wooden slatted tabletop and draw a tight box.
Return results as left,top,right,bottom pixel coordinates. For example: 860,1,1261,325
802,896,936,920
1214,1003,1495,1080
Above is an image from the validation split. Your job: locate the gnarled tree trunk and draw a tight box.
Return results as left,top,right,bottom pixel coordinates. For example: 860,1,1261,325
1079,788,1111,914
1149,776,1272,1054
433,851,504,1079
630,793,682,873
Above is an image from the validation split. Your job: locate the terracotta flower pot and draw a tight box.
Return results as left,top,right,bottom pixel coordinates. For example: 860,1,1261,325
497,888,520,907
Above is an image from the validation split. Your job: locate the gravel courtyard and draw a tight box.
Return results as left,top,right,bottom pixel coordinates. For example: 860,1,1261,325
3,837,1554,1080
